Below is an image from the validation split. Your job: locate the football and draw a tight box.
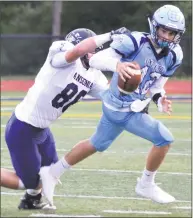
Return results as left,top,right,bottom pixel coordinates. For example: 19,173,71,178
118,61,141,94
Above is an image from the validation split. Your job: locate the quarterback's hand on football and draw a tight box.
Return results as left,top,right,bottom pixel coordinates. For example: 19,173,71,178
116,62,136,82
158,96,172,115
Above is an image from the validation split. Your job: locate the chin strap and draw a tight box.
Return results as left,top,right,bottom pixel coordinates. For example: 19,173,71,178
81,55,89,69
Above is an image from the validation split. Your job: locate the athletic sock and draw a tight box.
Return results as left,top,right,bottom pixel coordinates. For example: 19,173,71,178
50,157,71,179
140,168,157,184
27,189,41,196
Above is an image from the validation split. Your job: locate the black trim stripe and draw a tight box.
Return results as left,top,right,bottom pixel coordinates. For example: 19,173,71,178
114,49,126,58
128,33,138,53
168,50,177,70
163,63,181,77
113,33,139,59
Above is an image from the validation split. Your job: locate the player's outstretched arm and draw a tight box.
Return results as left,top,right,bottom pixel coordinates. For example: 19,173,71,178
65,32,112,63
51,27,130,68
89,48,135,81
65,27,130,64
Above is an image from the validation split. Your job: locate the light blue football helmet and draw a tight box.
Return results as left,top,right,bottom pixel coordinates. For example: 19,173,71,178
148,5,186,49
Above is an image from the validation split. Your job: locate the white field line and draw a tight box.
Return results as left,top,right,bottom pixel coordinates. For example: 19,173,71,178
0,146,191,156
172,206,192,209
53,149,191,156
1,124,191,143
1,192,190,203
103,209,171,215
30,214,101,217
1,124,96,129
58,117,191,122
1,123,191,131
1,165,191,176
1,123,192,130
71,168,192,176
1,112,191,122
1,123,191,141
1,108,14,111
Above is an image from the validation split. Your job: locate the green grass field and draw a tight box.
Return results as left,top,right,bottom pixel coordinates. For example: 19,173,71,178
1,92,192,217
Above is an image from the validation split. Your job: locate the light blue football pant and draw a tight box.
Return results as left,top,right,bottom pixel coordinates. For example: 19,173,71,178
90,104,174,152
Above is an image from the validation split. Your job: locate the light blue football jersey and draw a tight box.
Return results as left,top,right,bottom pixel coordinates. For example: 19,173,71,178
101,31,183,109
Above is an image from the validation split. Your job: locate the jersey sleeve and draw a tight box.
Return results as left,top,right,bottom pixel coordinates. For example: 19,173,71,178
110,31,143,58
149,76,168,97
163,45,183,77
88,70,109,99
48,40,75,68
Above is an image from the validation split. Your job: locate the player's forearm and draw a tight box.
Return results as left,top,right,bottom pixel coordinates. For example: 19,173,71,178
65,32,112,63
149,77,168,98
90,56,119,72
89,48,122,72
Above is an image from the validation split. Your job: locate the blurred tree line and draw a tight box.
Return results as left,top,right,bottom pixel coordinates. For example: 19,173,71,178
0,1,192,78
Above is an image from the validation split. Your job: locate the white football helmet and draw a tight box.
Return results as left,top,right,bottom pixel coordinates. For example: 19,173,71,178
148,5,186,49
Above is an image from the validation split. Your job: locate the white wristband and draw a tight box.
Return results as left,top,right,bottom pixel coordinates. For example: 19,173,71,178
93,32,111,47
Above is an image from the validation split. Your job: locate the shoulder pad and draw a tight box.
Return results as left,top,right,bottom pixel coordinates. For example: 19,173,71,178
167,44,183,71
131,31,147,43
110,31,146,58
163,44,183,77
172,44,183,62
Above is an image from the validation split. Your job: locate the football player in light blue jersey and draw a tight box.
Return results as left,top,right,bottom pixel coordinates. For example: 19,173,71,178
40,5,186,205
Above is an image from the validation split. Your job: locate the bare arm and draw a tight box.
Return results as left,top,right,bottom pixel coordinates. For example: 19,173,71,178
65,33,112,63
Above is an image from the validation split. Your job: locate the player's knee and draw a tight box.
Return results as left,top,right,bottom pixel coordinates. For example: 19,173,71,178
93,143,110,152
90,139,111,152
157,122,174,146
90,133,112,152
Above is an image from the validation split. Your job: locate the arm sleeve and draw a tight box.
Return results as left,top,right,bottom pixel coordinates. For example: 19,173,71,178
89,47,122,72
149,76,168,97
49,41,75,68
88,71,109,100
